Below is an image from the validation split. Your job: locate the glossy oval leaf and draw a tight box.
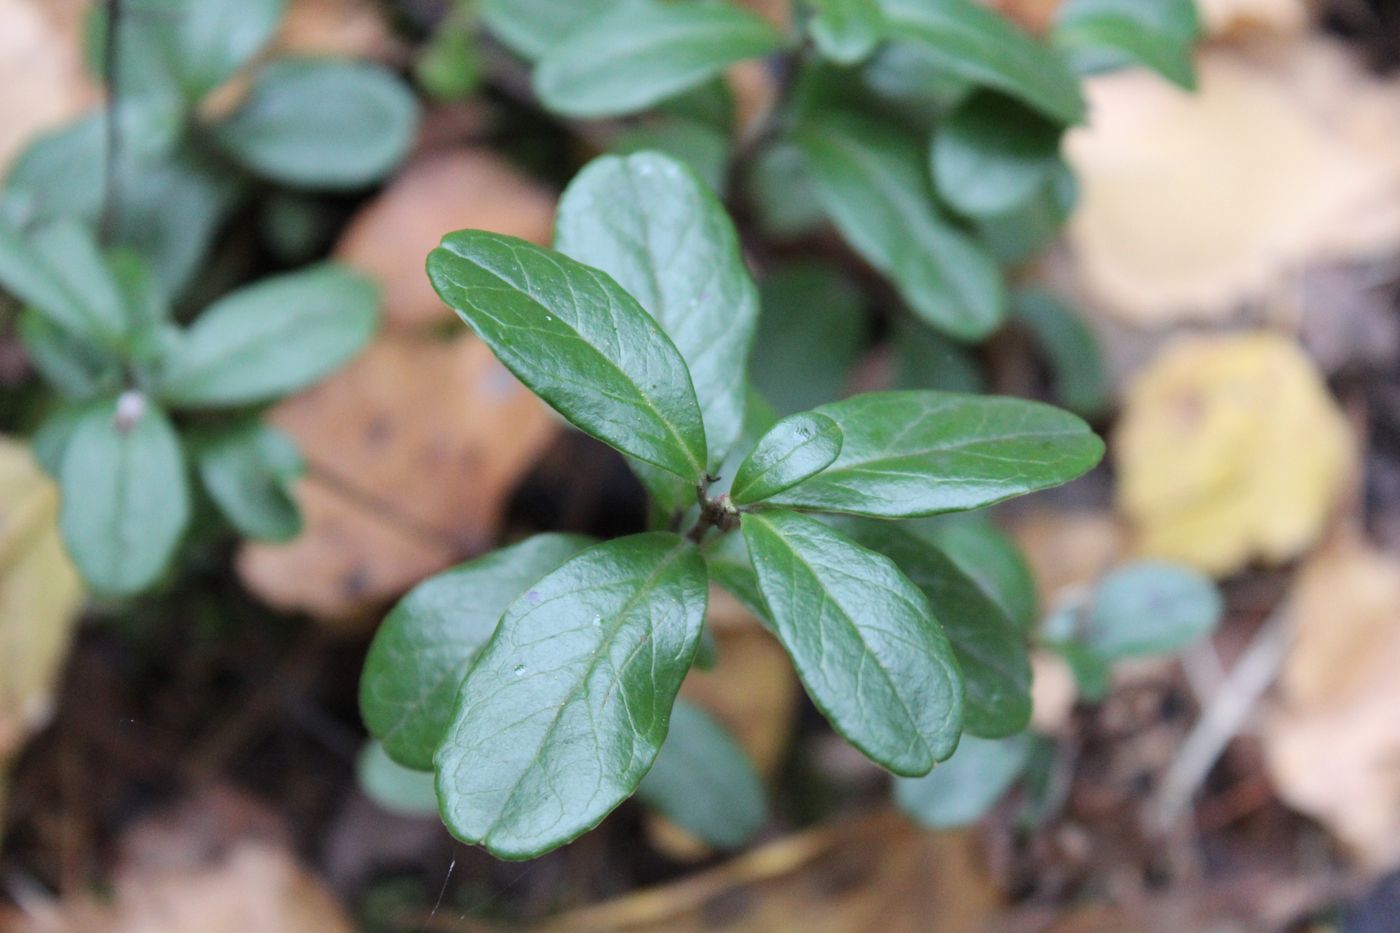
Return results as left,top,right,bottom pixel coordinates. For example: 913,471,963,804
1086,561,1221,660
730,412,842,506
808,0,885,64
845,520,1030,738
766,390,1104,517
742,509,962,775
921,520,1037,633
533,0,786,119
556,151,758,468
435,533,708,859
213,59,418,190
428,231,708,481
59,396,189,596
636,698,767,849
796,111,1004,341
877,0,1085,124
932,92,1064,218
157,263,378,408
194,420,304,542
360,533,593,771
895,734,1031,828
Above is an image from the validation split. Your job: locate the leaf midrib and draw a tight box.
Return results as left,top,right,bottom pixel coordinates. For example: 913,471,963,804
440,241,706,480
479,543,692,848
750,515,937,763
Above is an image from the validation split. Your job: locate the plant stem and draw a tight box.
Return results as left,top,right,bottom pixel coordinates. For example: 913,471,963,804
99,0,124,246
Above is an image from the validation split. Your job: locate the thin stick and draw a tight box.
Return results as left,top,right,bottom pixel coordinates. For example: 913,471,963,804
99,0,125,244
1147,602,1294,833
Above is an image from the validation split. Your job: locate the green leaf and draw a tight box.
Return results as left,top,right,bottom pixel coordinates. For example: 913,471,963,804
113,148,244,300
356,741,439,818
0,218,127,347
742,509,962,775
59,395,190,595
1011,288,1110,418
765,390,1104,518
611,119,731,195
157,263,378,409
556,152,758,469
1051,638,1110,700
533,0,786,119
920,520,1037,633
361,533,592,771
417,7,483,101
844,521,1030,738
428,231,709,481
808,0,885,64
17,311,122,400
213,59,418,190
32,403,90,478
194,421,304,542
1053,0,1200,90
701,531,772,628
895,734,1031,828
730,412,842,506
636,699,767,849
796,111,1004,341
931,91,1064,218
1085,561,1221,660
877,0,1085,124
751,263,866,415
746,141,827,241
972,160,1077,264
156,0,287,100
435,533,707,860
890,317,984,394
480,0,620,60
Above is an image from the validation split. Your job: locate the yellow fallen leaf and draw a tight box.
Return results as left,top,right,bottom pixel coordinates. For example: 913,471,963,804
1115,332,1352,576
335,150,556,331
0,437,84,763
237,335,557,624
1264,535,1400,870
1066,40,1400,325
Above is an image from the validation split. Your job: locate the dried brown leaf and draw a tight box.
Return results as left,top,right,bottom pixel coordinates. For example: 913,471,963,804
1265,535,1400,870
237,335,557,624
546,812,998,932
335,150,556,331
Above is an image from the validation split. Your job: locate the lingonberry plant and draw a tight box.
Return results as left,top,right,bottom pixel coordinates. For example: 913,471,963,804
361,149,1104,860
357,0,1206,861
0,0,418,595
